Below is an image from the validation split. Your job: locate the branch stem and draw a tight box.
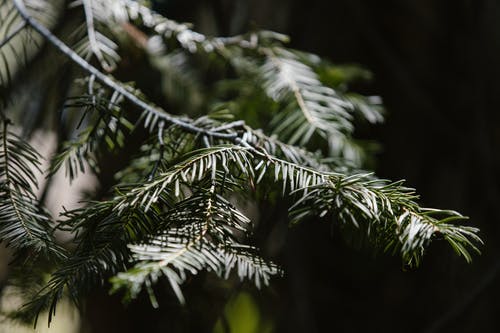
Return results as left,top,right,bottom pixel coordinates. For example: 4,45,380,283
0,21,26,49
11,0,239,140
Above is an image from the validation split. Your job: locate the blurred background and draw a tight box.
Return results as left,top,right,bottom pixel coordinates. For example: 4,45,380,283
3,0,500,332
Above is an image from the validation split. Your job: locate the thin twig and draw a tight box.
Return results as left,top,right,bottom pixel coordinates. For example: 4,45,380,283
0,20,26,49
11,0,240,140
82,0,113,71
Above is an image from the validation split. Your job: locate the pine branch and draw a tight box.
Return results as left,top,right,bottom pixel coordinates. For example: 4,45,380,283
4,1,482,326
114,145,254,213
114,123,199,183
24,170,251,320
0,1,29,102
256,47,385,166
12,0,240,141
78,0,120,71
260,47,353,145
242,126,336,172
109,130,480,267
347,93,384,124
111,239,281,306
95,0,255,54
1,0,63,104
0,119,63,258
288,174,482,265
111,186,281,306
21,191,168,325
12,0,480,271
50,81,133,180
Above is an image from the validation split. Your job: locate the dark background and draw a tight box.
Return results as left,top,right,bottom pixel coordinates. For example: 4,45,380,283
89,1,500,332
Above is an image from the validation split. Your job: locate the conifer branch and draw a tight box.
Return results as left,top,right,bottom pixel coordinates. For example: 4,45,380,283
12,0,240,140
1,1,482,326
111,186,281,305
0,118,63,258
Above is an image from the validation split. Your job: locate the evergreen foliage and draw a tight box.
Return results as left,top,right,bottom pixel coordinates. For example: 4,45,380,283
0,0,482,326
